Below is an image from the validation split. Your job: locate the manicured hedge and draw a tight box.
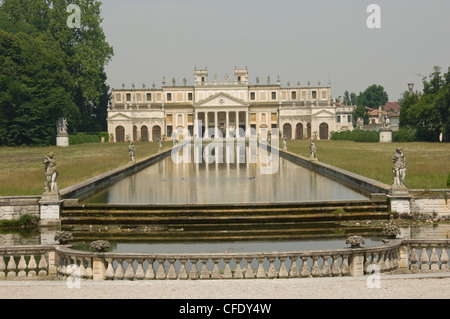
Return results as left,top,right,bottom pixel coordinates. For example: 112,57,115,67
69,133,102,145
393,127,417,142
331,130,379,143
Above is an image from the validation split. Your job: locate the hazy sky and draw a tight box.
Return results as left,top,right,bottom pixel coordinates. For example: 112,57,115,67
101,0,450,101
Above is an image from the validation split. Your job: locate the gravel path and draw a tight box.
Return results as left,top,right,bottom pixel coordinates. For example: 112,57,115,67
1,273,449,299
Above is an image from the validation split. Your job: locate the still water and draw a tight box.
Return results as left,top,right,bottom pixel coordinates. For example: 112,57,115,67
82,143,368,204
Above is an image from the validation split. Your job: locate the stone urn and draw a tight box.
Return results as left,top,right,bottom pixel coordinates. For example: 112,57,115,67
382,225,401,239
54,231,73,245
89,240,111,252
346,236,365,248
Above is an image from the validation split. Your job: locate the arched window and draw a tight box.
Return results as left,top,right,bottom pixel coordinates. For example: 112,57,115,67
152,125,162,142
296,123,304,140
141,126,149,142
283,123,292,140
319,123,329,140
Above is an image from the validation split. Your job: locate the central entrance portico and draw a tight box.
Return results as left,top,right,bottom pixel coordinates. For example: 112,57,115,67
194,92,250,138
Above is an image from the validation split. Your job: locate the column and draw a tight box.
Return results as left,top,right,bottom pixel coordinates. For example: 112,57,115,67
205,112,209,138
246,111,250,138
226,111,230,138
235,111,240,137
194,111,199,138
214,111,218,138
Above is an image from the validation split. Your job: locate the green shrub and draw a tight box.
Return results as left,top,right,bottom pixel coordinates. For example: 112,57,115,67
331,130,379,143
0,214,40,228
447,173,450,187
393,127,417,142
69,133,101,145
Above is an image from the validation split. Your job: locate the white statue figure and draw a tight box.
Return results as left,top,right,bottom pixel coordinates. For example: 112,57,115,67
43,153,59,193
57,118,68,134
128,141,136,163
283,137,287,151
310,140,317,161
392,148,406,187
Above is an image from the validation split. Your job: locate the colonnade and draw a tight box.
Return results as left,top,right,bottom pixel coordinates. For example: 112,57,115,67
194,111,250,138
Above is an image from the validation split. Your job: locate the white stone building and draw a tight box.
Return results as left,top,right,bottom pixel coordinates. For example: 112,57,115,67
107,67,340,142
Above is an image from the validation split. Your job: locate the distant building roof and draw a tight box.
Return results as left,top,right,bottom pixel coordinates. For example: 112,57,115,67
382,102,401,113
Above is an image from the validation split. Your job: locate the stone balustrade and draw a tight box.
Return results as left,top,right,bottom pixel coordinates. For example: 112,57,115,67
0,245,57,280
0,240,448,281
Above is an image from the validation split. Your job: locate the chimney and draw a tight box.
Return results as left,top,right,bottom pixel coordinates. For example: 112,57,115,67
408,83,414,96
338,96,342,104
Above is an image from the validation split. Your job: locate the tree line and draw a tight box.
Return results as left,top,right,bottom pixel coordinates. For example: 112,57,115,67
0,0,113,146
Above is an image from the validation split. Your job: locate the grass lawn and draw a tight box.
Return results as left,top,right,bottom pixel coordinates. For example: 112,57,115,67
286,140,450,190
0,142,171,196
0,140,449,197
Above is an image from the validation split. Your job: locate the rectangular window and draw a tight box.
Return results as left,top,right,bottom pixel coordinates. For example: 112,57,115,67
271,124,278,129
167,114,173,125
147,93,152,102
167,93,172,102
250,92,256,100
188,125,194,137
337,116,341,123
312,91,317,99
167,126,173,138
188,114,193,123
348,116,352,123
126,93,131,102
271,92,277,100
271,113,277,122
188,93,193,101
291,91,297,100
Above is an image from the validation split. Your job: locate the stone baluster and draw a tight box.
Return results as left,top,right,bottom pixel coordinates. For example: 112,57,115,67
105,258,115,280
289,257,300,278
145,259,156,280
311,256,321,277
340,254,350,276
429,247,440,271
244,259,255,279
278,257,289,278
419,246,430,271
7,256,17,278
233,259,244,279
199,259,210,279
84,257,93,279
167,259,178,280
440,246,449,271
377,252,387,273
177,259,188,280
409,245,419,272
189,259,199,280
267,257,278,279
222,258,233,279
18,255,27,277
134,259,144,280
156,259,167,280
57,255,67,277
124,259,135,280
321,255,331,277
114,259,125,280
331,255,341,277
363,253,372,274
28,255,37,277
211,258,221,279
0,256,5,279
300,257,311,278
78,257,86,279
384,251,392,271
256,258,266,279
65,256,74,278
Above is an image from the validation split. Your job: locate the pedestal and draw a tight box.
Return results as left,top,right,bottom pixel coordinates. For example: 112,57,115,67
39,193,62,227
388,186,411,215
57,133,69,147
379,128,392,143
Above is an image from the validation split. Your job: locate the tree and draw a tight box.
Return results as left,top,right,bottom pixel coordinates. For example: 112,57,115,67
0,30,79,146
357,84,389,109
352,105,369,125
399,66,450,141
0,0,113,135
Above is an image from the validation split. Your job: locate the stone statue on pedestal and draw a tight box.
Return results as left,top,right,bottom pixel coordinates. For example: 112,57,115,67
392,148,406,187
310,140,317,161
128,141,136,163
43,153,59,194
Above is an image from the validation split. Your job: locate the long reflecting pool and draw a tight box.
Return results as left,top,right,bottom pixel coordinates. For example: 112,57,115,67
82,143,368,204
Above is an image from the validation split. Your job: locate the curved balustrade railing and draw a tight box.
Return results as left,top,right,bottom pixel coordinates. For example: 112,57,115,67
0,240,448,281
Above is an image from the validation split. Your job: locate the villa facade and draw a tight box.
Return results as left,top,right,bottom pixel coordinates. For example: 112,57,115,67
107,67,346,142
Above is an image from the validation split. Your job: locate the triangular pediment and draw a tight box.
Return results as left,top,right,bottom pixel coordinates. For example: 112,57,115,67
108,113,133,120
195,92,249,108
312,109,336,118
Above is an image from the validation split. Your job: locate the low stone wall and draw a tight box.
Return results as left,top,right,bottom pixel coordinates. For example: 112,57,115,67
59,148,176,200
276,147,391,196
410,190,450,217
0,196,40,221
